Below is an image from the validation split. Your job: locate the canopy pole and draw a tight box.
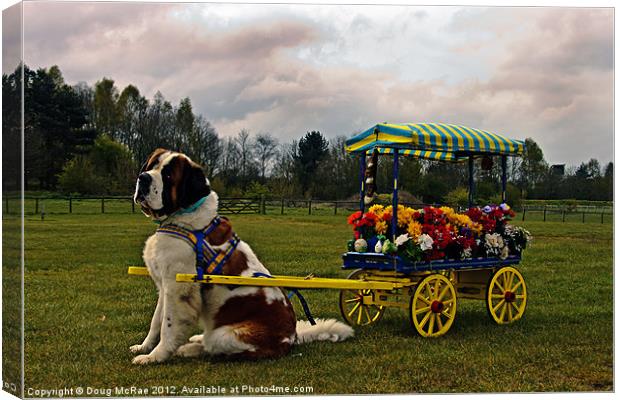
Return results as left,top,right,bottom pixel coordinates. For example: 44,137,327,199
392,149,399,241
501,155,507,203
359,154,366,214
468,156,475,208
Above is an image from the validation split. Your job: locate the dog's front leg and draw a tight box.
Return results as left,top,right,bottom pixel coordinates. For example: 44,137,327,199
130,289,163,354
132,282,200,364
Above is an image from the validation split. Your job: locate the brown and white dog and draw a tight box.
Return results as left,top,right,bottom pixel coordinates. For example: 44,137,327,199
130,149,353,364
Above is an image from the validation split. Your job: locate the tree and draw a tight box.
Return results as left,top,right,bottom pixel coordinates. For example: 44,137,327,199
175,97,194,151
518,138,548,195
93,78,119,137
254,133,279,180
235,129,257,190
293,131,329,196
58,135,137,195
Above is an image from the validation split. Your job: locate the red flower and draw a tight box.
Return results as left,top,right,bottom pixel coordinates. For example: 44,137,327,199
347,211,362,226
466,207,482,222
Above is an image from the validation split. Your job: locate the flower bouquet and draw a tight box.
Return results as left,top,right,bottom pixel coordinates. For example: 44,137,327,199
347,203,531,263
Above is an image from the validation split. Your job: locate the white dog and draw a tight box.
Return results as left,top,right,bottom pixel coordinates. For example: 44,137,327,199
130,148,353,364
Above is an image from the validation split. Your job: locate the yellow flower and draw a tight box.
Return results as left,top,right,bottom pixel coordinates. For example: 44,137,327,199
407,221,422,239
397,205,413,227
375,220,388,235
440,206,455,217
369,204,384,216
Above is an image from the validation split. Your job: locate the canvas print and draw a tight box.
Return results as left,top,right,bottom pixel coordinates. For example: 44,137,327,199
1,1,613,397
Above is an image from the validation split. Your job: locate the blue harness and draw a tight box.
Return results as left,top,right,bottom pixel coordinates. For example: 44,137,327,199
156,215,316,325
156,216,240,280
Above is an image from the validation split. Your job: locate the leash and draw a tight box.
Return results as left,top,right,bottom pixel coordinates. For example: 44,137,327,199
252,272,317,326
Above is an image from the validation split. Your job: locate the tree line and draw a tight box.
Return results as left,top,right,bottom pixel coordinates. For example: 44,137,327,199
2,64,613,205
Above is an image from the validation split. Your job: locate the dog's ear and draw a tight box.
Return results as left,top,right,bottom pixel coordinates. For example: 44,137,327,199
141,148,169,173
179,160,211,209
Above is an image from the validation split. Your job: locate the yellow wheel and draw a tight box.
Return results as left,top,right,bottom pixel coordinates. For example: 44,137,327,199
409,274,457,337
486,266,527,324
339,269,385,326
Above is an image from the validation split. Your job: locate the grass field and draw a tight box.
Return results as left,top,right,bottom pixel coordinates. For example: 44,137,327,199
4,210,613,394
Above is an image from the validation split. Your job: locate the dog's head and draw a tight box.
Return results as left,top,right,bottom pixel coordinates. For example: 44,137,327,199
133,149,211,220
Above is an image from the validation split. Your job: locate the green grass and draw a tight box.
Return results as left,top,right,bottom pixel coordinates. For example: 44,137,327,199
5,212,613,394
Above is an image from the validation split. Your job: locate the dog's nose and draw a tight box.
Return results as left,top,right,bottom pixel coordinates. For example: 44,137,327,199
137,173,152,198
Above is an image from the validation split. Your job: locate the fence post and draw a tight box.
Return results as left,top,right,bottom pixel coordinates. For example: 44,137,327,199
522,207,526,221
101,198,105,213
281,198,284,215
543,207,547,222
5,197,8,214
308,199,312,215
260,194,265,215
601,212,604,224
35,198,39,214
582,211,585,223
562,210,565,223
131,198,135,213
69,197,72,213
334,201,338,215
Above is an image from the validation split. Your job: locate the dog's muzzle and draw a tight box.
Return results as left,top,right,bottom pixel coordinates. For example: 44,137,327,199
135,173,152,203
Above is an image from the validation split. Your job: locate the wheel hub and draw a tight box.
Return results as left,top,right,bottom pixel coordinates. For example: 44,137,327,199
431,300,444,313
504,291,516,303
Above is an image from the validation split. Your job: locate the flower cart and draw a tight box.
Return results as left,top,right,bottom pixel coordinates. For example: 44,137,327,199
339,122,531,336
129,122,531,338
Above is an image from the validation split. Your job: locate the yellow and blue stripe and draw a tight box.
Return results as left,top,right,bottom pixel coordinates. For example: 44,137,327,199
345,122,525,158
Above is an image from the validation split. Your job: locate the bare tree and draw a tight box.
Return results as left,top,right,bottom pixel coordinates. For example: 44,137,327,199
254,133,279,180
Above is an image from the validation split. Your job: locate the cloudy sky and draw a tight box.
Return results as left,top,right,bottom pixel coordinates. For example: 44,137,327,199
8,2,615,165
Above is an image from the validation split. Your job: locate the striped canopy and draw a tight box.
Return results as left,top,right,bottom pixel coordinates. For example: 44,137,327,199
345,122,525,160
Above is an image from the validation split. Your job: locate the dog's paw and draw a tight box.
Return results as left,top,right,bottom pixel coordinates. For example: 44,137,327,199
132,354,161,365
129,344,148,354
188,334,204,343
176,342,204,358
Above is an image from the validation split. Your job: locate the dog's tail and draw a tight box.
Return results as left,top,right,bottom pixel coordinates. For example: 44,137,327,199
294,319,354,344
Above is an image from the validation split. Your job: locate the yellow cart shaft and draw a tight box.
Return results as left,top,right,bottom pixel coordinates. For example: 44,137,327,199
128,266,404,291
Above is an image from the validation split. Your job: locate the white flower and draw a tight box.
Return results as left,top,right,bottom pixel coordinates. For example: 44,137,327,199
374,240,383,253
417,234,434,251
500,203,510,211
462,247,472,259
485,233,503,248
354,238,368,253
482,205,493,214
500,246,510,260
395,233,410,247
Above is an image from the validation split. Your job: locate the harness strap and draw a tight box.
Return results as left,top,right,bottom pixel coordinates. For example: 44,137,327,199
252,272,317,326
157,216,236,281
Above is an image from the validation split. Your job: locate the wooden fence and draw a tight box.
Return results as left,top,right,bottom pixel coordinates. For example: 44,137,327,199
1,196,613,223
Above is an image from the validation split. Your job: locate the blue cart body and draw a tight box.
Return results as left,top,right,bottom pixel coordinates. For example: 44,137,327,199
342,252,521,274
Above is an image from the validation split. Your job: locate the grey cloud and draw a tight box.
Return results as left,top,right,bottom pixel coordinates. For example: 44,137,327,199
19,3,613,166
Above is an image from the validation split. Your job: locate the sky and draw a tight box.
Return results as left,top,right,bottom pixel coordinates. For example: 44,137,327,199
5,1,614,166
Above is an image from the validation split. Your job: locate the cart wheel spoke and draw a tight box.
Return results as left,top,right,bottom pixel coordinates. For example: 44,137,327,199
427,313,435,335
435,314,443,330
364,306,372,324
493,299,505,313
437,285,450,301
347,302,361,317
419,310,432,328
345,298,359,304
415,306,431,315
511,280,523,293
